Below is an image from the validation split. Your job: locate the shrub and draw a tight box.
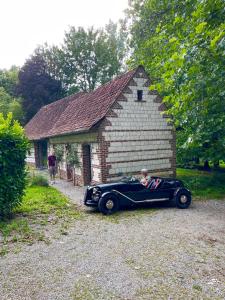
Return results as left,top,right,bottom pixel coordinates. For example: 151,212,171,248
54,144,64,164
66,144,80,168
30,174,49,187
0,113,29,217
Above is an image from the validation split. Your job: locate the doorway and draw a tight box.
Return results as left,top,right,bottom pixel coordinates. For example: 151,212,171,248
35,140,48,169
82,144,92,185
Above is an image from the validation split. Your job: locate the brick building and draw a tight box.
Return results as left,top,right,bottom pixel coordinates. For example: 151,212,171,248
25,66,176,185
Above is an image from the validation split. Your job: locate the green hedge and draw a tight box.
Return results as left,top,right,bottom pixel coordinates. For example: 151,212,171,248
0,113,29,217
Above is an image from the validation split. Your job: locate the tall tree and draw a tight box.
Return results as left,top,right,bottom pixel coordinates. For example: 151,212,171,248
16,54,64,122
38,24,126,94
127,0,225,166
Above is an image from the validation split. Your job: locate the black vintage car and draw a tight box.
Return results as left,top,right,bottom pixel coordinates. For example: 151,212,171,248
84,176,192,215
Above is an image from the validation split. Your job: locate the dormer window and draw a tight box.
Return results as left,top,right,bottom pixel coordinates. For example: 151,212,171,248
137,90,143,101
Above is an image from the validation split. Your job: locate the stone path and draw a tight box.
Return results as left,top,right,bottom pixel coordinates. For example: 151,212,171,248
53,179,86,208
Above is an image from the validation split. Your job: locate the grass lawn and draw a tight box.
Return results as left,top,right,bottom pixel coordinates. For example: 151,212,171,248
177,168,225,200
0,185,82,256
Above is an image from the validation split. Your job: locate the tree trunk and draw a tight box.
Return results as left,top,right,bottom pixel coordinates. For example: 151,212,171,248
194,157,200,165
213,160,220,169
203,160,210,171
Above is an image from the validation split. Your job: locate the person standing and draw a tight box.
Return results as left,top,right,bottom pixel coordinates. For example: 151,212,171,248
48,150,57,184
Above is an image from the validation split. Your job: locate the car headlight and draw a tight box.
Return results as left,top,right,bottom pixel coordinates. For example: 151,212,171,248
92,187,101,201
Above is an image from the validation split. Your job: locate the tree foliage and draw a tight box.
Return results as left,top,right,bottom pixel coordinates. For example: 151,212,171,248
127,0,225,165
16,53,65,122
2,22,125,123
54,144,64,164
66,144,80,168
0,113,29,217
39,23,126,94
0,67,24,123
0,66,19,96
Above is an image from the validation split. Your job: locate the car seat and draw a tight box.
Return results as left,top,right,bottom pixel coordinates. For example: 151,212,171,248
147,178,162,190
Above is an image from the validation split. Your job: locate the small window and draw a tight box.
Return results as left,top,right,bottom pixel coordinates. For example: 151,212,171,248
137,90,143,101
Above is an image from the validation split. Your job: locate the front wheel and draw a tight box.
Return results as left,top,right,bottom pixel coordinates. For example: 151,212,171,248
174,189,192,209
98,194,119,215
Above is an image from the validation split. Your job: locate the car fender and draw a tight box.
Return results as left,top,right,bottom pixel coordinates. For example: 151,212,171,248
173,187,191,198
101,190,131,207
101,191,119,200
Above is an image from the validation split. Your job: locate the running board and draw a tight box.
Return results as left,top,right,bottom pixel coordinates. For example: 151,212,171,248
137,198,169,203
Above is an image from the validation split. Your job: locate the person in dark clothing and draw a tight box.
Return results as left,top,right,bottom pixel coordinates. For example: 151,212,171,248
48,150,57,184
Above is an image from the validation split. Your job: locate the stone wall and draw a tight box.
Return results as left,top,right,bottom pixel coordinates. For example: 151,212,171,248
102,70,176,181
48,137,101,186
91,143,101,183
43,69,176,185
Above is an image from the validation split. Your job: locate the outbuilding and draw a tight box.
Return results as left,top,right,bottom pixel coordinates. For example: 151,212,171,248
25,66,176,185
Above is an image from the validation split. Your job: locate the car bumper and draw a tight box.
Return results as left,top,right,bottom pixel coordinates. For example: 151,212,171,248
84,199,98,207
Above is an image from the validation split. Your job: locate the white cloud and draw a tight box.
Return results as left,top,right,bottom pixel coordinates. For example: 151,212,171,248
0,0,128,69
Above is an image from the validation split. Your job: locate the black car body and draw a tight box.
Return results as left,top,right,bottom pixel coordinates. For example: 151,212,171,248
84,177,192,215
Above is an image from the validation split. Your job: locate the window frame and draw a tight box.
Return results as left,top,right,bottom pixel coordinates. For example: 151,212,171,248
137,90,143,101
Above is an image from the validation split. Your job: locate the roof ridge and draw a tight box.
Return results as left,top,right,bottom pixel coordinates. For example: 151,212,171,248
92,67,137,91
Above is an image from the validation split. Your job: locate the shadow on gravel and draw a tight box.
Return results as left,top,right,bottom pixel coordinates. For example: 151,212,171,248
83,201,186,222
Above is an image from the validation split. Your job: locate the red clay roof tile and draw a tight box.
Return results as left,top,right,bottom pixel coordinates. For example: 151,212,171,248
25,67,140,140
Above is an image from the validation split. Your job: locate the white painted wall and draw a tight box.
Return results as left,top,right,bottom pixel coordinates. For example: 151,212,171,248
75,144,82,175
26,144,35,164
91,142,101,182
103,73,174,181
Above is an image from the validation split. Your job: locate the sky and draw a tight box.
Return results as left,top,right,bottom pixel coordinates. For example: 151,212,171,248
0,0,128,69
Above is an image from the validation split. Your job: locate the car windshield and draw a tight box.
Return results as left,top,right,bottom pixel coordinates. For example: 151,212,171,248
120,176,139,183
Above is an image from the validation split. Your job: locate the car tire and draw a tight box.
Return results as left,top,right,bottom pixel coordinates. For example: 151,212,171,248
174,189,192,209
98,194,119,215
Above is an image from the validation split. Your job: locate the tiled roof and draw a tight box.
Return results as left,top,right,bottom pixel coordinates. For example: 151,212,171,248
25,67,139,140
24,92,84,140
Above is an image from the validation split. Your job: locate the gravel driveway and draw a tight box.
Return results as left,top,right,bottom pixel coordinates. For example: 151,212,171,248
1,180,225,299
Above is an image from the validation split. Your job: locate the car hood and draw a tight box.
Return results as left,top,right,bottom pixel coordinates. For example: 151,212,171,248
89,182,128,190
88,177,183,191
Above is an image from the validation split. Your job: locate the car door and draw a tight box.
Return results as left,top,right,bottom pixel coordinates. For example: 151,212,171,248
134,181,170,202
123,183,159,202
122,182,147,201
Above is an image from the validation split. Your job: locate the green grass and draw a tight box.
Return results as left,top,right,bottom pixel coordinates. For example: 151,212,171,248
177,168,225,200
0,186,82,254
16,186,74,215
192,284,203,292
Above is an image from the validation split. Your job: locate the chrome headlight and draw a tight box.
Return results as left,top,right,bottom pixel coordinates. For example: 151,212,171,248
92,187,101,201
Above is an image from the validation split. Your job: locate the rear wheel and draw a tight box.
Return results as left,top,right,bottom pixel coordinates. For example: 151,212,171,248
174,189,191,209
98,194,119,215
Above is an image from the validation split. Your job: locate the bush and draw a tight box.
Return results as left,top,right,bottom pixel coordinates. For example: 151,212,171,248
177,168,225,199
30,174,49,187
0,113,29,217
54,144,64,163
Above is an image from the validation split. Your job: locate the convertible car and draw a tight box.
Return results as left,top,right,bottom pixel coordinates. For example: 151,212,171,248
84,176,192,215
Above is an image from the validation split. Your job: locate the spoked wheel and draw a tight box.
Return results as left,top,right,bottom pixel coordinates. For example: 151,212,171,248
175,189,192,209
98,194,119,215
